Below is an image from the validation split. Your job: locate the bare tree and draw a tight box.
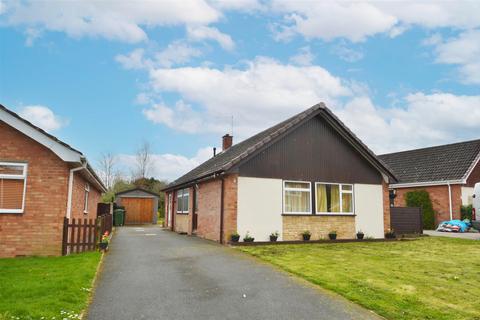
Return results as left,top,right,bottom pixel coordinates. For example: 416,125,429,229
135,141,152,179
97,152,117,190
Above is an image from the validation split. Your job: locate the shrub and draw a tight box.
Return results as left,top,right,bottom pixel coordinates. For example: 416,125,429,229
405,190,435,230
461,205,473,221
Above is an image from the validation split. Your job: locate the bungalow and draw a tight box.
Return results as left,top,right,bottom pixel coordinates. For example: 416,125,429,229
379,139,480,224
163,103,397,243
0,104,106,257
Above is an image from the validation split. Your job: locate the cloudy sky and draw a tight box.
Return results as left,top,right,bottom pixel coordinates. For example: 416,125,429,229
1,0,479,181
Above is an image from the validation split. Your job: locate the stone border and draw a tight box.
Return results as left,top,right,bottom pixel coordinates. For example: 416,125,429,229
229,237,417,246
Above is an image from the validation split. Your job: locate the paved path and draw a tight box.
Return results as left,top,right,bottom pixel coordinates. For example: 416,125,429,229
87,226,381,320
424,229,480,240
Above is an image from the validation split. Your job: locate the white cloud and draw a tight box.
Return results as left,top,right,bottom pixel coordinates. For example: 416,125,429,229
271,1,480,42
115,48,151,70
118,147,213,181
331,42,364,62
3,0,220,43
18,105,68,131
187,25,235,51
146,57,351,137
289,46,314,66
335,93,480,153
431,30,480,84
210,0,264,12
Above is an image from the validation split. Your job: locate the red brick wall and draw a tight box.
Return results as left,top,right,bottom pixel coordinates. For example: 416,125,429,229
196,179,221,241
70,172,101,221
393,184,462,225
0,121,69,257
222,174,238,244
466,159,480,187
383,181,391,232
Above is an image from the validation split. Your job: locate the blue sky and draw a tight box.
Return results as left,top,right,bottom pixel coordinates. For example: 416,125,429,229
1,1,479,182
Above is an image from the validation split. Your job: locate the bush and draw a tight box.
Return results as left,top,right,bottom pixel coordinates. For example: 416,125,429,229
461,205,473,220
405,190,435,230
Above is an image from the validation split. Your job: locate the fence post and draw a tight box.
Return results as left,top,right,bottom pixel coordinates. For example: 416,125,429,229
419,207,423,234
70,218,76,254
62,217,68,256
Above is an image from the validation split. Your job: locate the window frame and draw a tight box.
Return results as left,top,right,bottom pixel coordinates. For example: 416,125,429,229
282,180,312,214
83,183,90,214
176,188,190,214
0,162,28,214
315,182,354,215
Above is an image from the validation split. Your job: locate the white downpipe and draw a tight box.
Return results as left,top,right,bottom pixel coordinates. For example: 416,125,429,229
66,164,86,219
448,182,453,220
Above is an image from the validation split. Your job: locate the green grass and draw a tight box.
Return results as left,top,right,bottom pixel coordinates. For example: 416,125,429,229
0,252,101,320
239,237,480,320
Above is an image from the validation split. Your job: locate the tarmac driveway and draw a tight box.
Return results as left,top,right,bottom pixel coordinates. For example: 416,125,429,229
87,226,381,320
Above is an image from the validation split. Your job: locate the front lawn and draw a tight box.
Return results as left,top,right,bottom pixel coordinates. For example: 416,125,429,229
0,252,101,320
239,237,480,320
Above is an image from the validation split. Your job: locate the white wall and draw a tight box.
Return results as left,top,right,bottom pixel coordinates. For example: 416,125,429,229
354,184,384,238
461,187,474,206
237,177,283,241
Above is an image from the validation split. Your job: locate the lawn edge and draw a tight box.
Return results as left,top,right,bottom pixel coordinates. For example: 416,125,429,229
232,246,387,320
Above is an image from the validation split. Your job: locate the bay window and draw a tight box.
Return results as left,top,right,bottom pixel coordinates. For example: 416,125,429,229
176,188,190,214
316,183,354,214
283,181,311,214
0,162,27,213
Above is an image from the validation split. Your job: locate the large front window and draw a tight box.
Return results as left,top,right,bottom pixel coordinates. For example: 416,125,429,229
0,162,27,213
316,183,354,214
283,181,311,214
176,188,190,214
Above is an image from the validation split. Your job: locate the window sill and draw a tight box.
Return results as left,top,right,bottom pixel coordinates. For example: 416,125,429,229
0,210,24,214
176,212,189,215
282,213,356,217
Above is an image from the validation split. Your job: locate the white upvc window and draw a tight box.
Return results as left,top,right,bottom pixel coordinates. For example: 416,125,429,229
315,182,354,214
0,162,28,214
83,183,90,214
176,188,190,214
283,181,312,214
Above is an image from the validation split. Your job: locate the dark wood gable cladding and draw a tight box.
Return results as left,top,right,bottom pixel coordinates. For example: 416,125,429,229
237,114,382,184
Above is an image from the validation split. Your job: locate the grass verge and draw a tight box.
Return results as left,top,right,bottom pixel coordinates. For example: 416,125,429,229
0,252,101,320
239,237,480,320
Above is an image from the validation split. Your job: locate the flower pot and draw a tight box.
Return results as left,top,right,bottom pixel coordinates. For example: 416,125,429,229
99,242,108,251
244,238,255,242
270,235,278,242
328,233,337,240
385,233,396,239
356,233,364,240
231,234,240,242
302,234,311,241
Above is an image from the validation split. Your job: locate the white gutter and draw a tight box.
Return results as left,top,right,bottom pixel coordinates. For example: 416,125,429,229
66,163,87,219
390,179,465,189
448,182,453,220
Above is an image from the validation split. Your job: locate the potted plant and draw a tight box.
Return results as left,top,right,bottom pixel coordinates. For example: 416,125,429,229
356,231,365,240
385,229,396,239
301,230,311,241
99,231,110,251
328,231,337,240
230,232,240,243
270,231,279,242
243,231,255,242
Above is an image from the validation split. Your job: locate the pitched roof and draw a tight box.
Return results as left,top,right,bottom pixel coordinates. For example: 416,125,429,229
115,187,160,198
0,104,107,192
164,103,396,191
379,139,480,184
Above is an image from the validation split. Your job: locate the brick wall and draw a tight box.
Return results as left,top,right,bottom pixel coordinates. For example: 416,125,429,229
0,121,69,257
394,184,462,225
196,179,221,241
466,159,480,187
282,215,356,240
383,181,391,232
222,174,238,244
70,171,101,220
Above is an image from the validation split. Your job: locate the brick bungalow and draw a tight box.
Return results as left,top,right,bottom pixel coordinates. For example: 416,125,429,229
0,104,106,257
380,140,480,225
163,103,397,243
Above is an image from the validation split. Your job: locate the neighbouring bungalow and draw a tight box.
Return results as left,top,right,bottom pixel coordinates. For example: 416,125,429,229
0,104,106,257
163,103,397,243
380,139,480,225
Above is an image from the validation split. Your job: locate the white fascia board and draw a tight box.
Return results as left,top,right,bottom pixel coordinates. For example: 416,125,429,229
390,180,465,189
1,109,82,162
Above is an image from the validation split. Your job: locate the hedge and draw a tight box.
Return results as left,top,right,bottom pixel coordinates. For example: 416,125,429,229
405,190,436,230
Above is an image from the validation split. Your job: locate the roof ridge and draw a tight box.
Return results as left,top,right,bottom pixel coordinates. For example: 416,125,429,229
380,138,480,157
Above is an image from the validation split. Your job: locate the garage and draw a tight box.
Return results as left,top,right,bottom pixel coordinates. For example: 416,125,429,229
115,188,159,225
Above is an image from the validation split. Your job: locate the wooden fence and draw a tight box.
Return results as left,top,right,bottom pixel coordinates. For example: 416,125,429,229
390,207,423,235
62,214,113,256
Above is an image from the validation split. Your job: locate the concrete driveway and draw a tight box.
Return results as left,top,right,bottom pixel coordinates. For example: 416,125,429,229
423,230,480,240
87,226,381,320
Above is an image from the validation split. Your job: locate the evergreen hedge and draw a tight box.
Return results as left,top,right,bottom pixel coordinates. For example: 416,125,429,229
461,205,473,221
405,190,436,230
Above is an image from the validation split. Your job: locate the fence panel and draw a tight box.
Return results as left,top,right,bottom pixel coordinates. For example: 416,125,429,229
62,214,112,255
390,207,423,235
